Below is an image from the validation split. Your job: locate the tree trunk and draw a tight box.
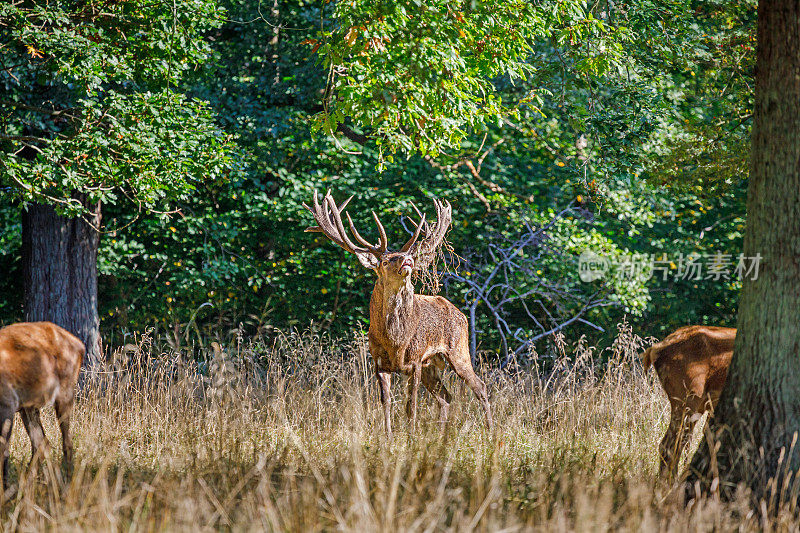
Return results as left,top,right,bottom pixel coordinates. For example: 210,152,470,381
688,0,800,500
21,198,103,368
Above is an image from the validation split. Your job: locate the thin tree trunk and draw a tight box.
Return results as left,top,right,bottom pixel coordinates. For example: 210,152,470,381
270,0,281,87
688,0,800,500
21,197,103,368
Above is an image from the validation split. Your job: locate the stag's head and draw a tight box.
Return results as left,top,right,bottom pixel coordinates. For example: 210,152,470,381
303,190,451,287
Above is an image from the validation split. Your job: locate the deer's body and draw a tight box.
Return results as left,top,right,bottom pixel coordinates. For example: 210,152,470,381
305,191,491,438
369,283,464,372
642,325,735,478
0,322,83,490
368,273,491,436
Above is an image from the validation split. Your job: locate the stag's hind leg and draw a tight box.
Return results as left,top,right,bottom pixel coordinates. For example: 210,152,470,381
421,366,451,425
447,349,492,431
677,411,700,469
20,408,49,471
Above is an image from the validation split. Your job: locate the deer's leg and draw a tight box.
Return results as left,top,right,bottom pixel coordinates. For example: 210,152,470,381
376,371,393,441
0,402,16,492
421,366,451,425
55,395,75,475
449,356,493,431
659,404,686,479
20,407,48,470
404,376,413,419
676,410,700,472
672,396,705,477
405,363,422,430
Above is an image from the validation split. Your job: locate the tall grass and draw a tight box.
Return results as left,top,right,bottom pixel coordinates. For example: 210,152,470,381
2,324,797,531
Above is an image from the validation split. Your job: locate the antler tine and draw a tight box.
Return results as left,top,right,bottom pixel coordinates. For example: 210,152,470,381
371,211,388,253
302,189,324,233
409,200,424,219
305,190,390,259
325,194,369,255
407,200,431,233
304,190,369,258
404,197,453,270
337,194,353,212
300,188,319,216
346,212,383,254
431,199,451,235
400,213,426,252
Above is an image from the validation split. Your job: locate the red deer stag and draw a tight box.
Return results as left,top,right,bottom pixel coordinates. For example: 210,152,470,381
0,322,84,490
641,325,735,478
304,191,492,438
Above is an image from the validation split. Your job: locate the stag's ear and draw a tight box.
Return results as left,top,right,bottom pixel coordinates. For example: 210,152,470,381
354,251,379,270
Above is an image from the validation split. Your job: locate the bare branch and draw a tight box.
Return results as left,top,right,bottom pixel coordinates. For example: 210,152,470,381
441,207,616,364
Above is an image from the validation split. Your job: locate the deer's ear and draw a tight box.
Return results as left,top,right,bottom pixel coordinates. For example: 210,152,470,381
355,252,379,270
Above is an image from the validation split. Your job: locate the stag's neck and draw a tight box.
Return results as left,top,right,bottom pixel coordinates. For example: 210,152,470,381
371,277,417,347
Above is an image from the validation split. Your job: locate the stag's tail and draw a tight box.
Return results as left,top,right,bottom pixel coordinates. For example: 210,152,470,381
640,345,658,371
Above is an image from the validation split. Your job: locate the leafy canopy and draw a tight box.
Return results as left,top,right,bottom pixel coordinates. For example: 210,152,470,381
0,0,237,216
0,0,756,352
315,0,629,165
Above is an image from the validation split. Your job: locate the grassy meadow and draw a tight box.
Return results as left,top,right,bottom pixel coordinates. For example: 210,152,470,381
1,324,797,531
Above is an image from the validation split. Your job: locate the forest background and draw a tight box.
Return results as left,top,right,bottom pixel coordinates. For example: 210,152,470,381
0,0,755,363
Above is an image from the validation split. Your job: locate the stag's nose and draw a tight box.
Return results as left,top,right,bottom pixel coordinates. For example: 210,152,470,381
400,256,414,274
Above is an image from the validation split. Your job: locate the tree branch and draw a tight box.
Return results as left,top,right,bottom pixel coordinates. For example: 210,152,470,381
0,133,50,143
0,99,72,117
336,123,369,145
441,208,616,364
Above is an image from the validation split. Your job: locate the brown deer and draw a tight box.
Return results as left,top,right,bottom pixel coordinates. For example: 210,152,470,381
304,190,492,438
641,325,735,478
0,322,84,490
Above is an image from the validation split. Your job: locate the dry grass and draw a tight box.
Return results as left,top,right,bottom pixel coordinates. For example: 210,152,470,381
1,323,797,531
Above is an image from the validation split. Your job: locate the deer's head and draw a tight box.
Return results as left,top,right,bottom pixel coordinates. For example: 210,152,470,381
304,190,451,288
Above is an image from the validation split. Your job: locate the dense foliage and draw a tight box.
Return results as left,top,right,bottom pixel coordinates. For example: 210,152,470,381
0,0,755,359
0,1,237,214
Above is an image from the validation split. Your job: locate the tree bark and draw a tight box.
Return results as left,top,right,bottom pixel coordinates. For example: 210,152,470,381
688,0,800,500
21,198,103,368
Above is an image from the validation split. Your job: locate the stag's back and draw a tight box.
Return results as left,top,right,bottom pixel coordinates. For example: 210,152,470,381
0,322,84,408
642,325,735,411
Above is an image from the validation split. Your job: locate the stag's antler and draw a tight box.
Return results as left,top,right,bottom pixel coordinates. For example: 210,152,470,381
402,199,452,270
303,190,388,268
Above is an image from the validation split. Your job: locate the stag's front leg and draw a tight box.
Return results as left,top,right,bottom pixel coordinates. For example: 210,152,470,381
405,363,422,430
376,371,393,440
